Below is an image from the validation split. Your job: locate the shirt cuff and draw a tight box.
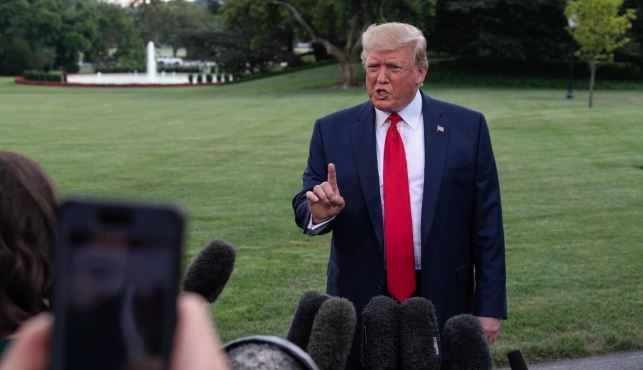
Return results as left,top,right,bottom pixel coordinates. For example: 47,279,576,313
307,215,335,234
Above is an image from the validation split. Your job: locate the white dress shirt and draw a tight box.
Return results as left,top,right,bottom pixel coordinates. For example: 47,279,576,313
308,90,425,269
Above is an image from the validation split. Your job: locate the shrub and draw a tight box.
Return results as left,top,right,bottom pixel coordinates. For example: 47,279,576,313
22,70,65,82
64,62,80,74
95,66,145,74
197,74,203,84
95,66,203,74
206,73,213,83
159,66,201,73
188,74,193,84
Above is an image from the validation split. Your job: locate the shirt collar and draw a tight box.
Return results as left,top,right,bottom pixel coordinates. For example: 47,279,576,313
374,90,423,130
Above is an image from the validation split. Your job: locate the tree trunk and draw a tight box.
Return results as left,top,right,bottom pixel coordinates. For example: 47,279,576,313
588,61,596,108
340,59,358,88
270,0,363,88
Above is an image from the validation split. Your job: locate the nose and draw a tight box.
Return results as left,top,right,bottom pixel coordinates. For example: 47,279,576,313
376,67,389,84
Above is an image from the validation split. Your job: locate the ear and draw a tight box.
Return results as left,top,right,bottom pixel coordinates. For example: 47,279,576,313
416,66,427,86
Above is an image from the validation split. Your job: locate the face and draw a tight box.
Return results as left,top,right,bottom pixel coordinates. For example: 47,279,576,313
364,46,427,112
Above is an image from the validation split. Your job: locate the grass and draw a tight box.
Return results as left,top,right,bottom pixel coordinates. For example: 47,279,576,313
1,64,642,366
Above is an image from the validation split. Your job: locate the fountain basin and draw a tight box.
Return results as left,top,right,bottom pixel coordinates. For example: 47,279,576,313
67,73,192,85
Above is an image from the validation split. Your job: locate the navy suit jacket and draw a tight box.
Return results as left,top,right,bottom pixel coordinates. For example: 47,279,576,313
292,91,507,365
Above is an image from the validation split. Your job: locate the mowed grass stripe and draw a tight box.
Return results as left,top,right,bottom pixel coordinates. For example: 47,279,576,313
1,65,641,365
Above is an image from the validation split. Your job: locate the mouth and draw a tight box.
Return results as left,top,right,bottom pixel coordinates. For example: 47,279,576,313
373,88,390,99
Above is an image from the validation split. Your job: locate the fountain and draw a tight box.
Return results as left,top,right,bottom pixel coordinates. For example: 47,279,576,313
62,41,208,86
147,41,157,82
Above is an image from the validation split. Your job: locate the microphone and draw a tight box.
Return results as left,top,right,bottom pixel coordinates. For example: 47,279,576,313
182,240,236,303
360,295,400,370
286,291,330,350
225,335,319,370
399,297,441,370
443,314,493,370
306,297,356,370
507,349,528,370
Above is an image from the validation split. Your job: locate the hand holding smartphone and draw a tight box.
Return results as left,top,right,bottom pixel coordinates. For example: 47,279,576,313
51,199,183,370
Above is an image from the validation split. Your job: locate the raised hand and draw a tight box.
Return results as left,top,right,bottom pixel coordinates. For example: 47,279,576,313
306,163,345,224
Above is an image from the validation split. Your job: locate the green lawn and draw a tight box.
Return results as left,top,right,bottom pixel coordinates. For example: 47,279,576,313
1,65,641,366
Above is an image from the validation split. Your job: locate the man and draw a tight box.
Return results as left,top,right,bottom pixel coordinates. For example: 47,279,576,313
292,22,506,368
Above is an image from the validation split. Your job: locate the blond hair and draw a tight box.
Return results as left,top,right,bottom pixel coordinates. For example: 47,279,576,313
360,22,428,70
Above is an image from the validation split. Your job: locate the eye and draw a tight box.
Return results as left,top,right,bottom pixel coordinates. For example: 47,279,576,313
367,65,379,72
390,66,403,73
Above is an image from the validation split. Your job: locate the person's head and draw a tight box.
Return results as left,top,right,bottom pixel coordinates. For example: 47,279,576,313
361,22,428,112
0,150,58,338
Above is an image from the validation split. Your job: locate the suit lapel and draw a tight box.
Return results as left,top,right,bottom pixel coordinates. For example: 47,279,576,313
420,92,450,247
351,102,385,252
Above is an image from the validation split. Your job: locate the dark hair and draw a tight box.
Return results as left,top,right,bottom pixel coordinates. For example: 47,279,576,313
0,151,57,337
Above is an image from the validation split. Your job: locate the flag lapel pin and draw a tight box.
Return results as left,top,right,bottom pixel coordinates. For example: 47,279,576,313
436,124,445,133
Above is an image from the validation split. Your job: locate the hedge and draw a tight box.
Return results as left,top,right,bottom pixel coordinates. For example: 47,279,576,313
22,70,66,82
94,66,202,74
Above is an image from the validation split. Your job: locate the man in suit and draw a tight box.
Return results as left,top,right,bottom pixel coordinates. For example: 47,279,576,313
292,22,506,368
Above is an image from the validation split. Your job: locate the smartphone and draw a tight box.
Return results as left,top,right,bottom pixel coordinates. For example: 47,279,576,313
51,199,184,370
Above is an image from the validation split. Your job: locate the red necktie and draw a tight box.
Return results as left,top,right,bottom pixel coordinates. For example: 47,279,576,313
384,112,416,302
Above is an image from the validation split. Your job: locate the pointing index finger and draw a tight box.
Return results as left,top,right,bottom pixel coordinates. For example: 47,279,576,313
327,163,338,192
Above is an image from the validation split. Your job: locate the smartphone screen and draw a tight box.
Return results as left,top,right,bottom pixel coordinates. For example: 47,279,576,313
51,199,183,370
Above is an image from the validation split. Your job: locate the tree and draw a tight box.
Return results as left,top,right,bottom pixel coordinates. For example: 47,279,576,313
616,0,643,65
220,0,435,87
217,0,300,75
54,3,94,72
87,3,144,67
129,0,160,43
565,0,636,107
0,0,32,74
0,0,65,75
0,0,143,75
154,0,218,57
434,0,571,62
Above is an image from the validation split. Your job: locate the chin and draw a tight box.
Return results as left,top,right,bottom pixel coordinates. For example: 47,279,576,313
371,101,393,112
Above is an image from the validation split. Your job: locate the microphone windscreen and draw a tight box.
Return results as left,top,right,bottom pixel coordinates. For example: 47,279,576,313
507,349,528,370
225,335,319,370
399,297,441,370
360,295,399,370
443,314,493,370
182,240,236,303
228,343,305,370
306,297,356,370
287,291,330,350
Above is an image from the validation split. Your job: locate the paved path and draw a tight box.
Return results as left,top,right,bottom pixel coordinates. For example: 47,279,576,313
497,350,643,369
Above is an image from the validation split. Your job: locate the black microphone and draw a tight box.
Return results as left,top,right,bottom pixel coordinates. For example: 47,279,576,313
507,349,528,370
443,314,493,370
286,291,330,350
182,240,236,303
399,297,441,370
306,297,356,370
360,295,400,370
